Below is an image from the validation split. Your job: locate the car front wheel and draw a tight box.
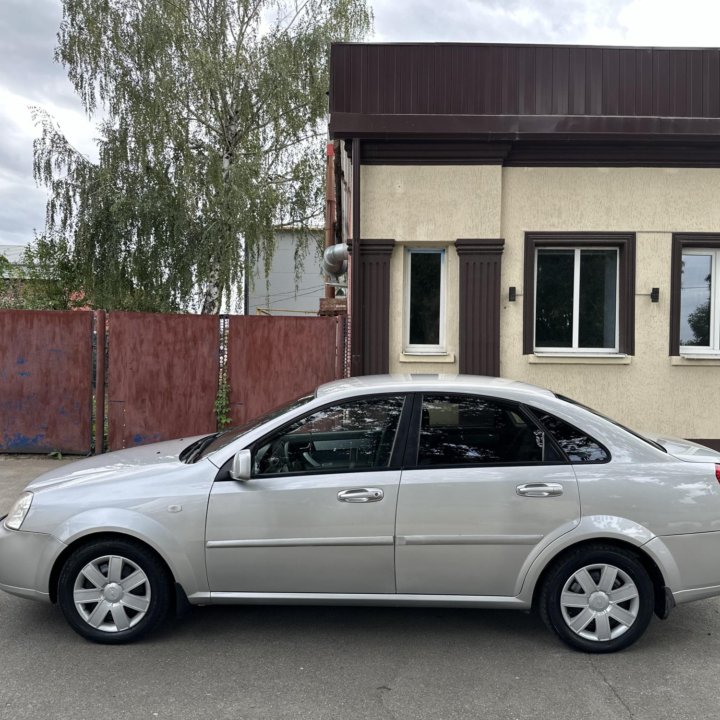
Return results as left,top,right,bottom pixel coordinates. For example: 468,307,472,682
540,545,655,653
57,538,172,644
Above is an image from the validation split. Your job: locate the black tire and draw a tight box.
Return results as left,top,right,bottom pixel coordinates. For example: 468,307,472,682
57,538,172,644
539,545,654,653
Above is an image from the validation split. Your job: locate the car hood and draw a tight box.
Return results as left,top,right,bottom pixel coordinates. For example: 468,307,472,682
644,433,720,463
25,436,205,492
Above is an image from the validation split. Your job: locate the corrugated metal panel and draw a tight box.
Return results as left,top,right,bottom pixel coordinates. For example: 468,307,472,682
227,316,340,425
107,312,219,450
0,310,93,454
331,43,720,120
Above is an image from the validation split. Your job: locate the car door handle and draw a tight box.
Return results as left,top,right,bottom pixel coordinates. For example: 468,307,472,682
516,483,564,498
337,488,384,503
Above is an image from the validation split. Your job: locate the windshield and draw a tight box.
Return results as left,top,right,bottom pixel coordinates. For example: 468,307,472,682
555,394,667,453
193,393,315,460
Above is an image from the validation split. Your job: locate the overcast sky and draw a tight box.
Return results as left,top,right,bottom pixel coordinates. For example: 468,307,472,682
2,0,720,247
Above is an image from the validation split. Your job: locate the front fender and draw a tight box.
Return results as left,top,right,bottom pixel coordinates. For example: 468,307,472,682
50,507,208,596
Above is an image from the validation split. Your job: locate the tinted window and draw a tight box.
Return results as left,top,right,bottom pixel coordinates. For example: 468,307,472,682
254,396,405,475
417,395,552,466
536,412,609,463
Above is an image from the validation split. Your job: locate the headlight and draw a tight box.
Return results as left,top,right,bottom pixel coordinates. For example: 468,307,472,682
4,492,33,530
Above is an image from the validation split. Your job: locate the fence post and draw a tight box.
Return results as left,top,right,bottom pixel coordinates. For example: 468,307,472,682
94,310,106,454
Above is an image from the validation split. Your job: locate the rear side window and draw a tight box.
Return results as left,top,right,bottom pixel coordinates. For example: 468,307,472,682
534,411,609,463
417,394,558,466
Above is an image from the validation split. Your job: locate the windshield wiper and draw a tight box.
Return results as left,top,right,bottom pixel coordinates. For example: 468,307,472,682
180,433,221,464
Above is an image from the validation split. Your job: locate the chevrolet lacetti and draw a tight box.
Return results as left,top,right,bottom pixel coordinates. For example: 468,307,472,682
2,375,720,652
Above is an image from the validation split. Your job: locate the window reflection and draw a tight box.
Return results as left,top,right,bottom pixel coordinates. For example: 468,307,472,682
418,395,548,466
680,253,712,347
536,412,608,463
254,396,405,475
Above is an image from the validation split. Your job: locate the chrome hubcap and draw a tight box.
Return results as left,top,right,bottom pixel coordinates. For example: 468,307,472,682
73,555,151,633
560,563,639,642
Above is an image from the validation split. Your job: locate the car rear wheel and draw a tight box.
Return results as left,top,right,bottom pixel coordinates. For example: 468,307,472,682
540,545,654,653
57,538,172,644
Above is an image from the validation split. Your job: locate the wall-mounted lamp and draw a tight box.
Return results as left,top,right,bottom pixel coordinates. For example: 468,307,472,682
650,287,660,303
509,286,517,302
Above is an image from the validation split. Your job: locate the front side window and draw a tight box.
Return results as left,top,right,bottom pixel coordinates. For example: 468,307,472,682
523,234,635,355
416,394,563,466
405,248,446,352
253,395,405,475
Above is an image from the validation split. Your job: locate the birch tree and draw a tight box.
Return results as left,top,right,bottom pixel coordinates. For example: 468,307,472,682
30,0,371,312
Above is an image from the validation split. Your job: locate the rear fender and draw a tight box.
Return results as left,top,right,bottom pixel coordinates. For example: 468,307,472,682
516,515,681,601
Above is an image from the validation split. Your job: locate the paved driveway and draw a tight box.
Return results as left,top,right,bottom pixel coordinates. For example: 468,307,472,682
1,455,719,720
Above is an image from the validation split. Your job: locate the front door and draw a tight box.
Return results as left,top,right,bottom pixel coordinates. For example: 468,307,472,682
206,394,408,594
395,393,580,597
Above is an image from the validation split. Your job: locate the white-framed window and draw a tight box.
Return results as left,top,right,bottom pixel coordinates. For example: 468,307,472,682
534,247,619,353
404,247,446,353
679,248,720,353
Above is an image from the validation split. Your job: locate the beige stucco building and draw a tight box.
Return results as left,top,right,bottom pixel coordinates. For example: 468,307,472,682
330,43,720,447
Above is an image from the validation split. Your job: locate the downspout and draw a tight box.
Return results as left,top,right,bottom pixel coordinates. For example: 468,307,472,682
324,142,336,299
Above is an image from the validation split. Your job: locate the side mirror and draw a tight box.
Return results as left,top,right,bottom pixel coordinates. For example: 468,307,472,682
230,449,252,481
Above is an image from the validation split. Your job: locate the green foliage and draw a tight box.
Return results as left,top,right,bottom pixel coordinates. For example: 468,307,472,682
30,0,372,313
215,372,232,429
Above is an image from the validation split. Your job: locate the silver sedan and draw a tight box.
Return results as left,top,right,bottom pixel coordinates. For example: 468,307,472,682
2,374,720,652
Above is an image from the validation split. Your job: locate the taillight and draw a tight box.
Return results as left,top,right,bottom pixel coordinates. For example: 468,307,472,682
716,465,720,483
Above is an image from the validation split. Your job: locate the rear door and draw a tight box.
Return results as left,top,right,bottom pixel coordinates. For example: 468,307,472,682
395,393,580,597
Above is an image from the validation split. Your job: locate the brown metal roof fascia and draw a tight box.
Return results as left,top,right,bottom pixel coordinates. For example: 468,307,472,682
362,140,511,165
357,138,720,167
329,112,720,140
669,234,720,355
330,44,720,122
505,140,720,167
455,239,504,376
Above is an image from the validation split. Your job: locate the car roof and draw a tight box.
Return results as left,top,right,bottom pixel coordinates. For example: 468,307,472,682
315,374,556,401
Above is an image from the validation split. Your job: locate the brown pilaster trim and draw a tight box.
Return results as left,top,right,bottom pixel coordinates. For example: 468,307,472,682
455,239,506,256
358,240,395,256
670,234,720,355
455,238,505,377
358,239,395,376
349,138,362,377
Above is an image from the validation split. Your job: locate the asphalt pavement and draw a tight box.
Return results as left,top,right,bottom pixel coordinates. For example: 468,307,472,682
1,454,720,720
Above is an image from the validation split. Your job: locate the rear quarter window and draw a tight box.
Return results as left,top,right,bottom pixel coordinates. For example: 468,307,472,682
534,411,610,463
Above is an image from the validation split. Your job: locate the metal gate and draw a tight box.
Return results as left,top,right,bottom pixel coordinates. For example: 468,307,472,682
0,310,94,453
107,312,220,450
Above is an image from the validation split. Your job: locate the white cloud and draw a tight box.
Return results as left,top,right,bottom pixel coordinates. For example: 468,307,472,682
618,0,720,46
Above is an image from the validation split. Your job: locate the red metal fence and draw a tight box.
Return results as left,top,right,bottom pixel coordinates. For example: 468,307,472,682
0,310,94,454
107,312,220,450
227,316,343,425
0,310,343,454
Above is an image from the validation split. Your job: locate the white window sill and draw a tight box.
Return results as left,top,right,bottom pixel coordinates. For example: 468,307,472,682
399,351,456,364
672,355,720,366
529,353,631,365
